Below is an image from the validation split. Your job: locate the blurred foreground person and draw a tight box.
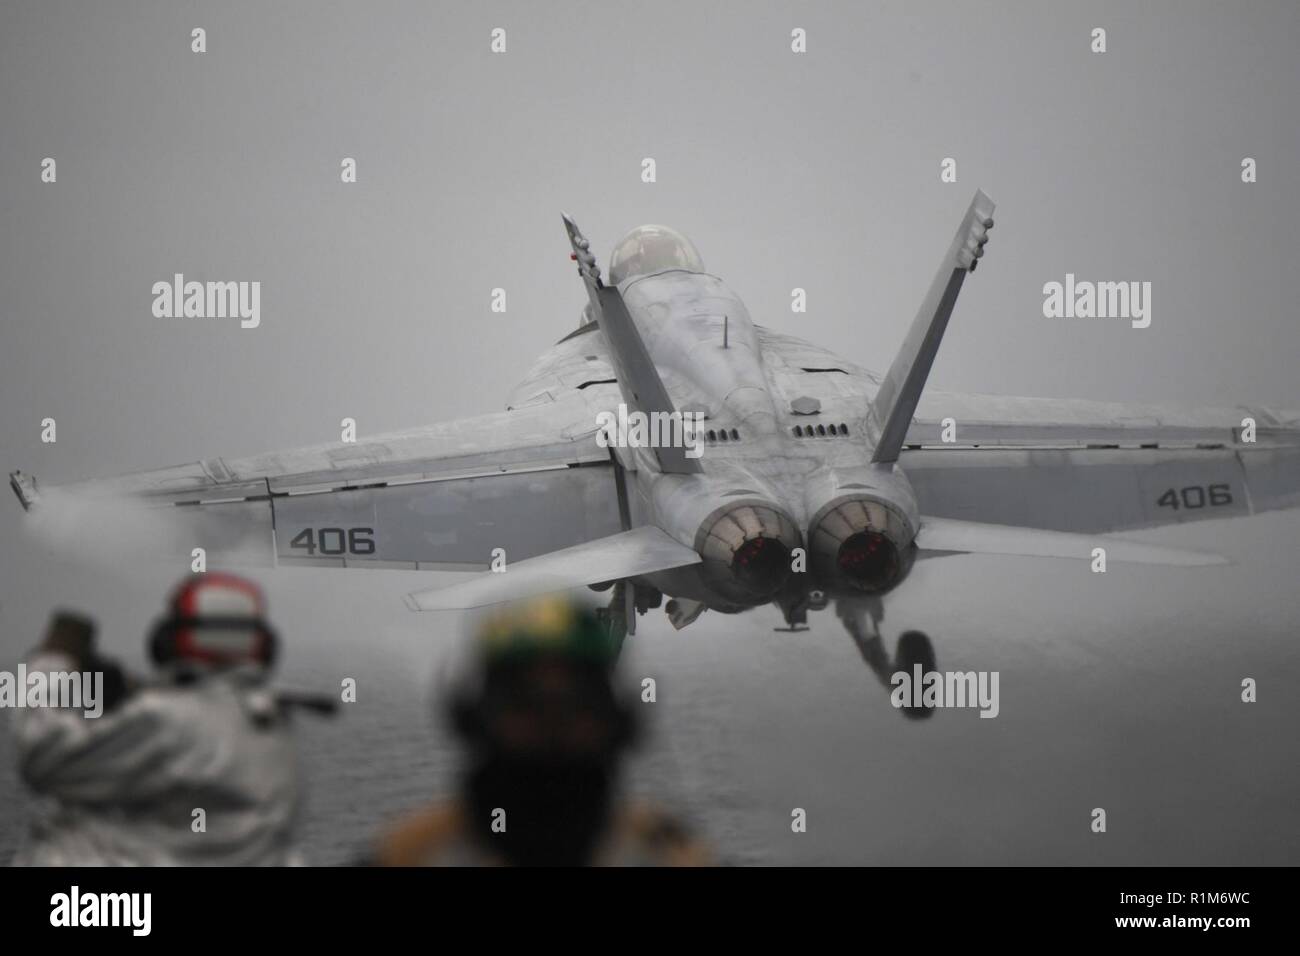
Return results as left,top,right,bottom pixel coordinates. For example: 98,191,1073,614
12,574,308,866
373,598,709,866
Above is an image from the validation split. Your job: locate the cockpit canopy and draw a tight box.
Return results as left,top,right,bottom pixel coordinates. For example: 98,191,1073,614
608,224,705,286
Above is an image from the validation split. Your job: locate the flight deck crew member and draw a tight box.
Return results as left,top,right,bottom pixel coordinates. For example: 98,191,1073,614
11,574,306,866
370,597,710,867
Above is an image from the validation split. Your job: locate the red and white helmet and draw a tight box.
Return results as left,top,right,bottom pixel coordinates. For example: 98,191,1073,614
149,573,277,671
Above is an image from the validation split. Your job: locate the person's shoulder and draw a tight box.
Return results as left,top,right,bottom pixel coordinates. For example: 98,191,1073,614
606,801,712,866
23,649,77,672
371,801,471,867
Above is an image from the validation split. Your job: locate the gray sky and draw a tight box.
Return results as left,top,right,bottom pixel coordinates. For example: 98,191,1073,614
1,0,1297,864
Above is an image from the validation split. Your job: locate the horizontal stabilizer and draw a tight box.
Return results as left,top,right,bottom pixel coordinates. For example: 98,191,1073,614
405,525,702,611
915,516,1228,566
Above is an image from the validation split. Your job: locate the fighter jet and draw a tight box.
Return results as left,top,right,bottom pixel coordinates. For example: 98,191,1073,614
11,191,1300,712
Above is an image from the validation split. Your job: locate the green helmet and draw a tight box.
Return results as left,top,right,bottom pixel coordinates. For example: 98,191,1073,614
475,597,617,668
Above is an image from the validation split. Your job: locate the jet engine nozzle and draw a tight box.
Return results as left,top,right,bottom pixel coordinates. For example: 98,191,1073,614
695,501,802,604
809,495,916,594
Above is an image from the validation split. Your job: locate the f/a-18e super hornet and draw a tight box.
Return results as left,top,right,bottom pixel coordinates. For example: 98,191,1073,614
11,191,1300,714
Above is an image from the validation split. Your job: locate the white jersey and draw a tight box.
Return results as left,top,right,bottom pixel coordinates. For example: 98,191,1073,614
10,652,304,866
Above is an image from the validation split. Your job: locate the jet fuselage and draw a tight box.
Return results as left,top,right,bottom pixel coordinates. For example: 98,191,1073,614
508,266,921,612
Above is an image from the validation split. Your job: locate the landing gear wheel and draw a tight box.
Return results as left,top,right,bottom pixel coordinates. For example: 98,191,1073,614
894,630,936,721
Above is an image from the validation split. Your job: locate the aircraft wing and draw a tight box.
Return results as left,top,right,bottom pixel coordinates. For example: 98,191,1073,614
10,393,626,570
900,392,1300,533
405,526,701,611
